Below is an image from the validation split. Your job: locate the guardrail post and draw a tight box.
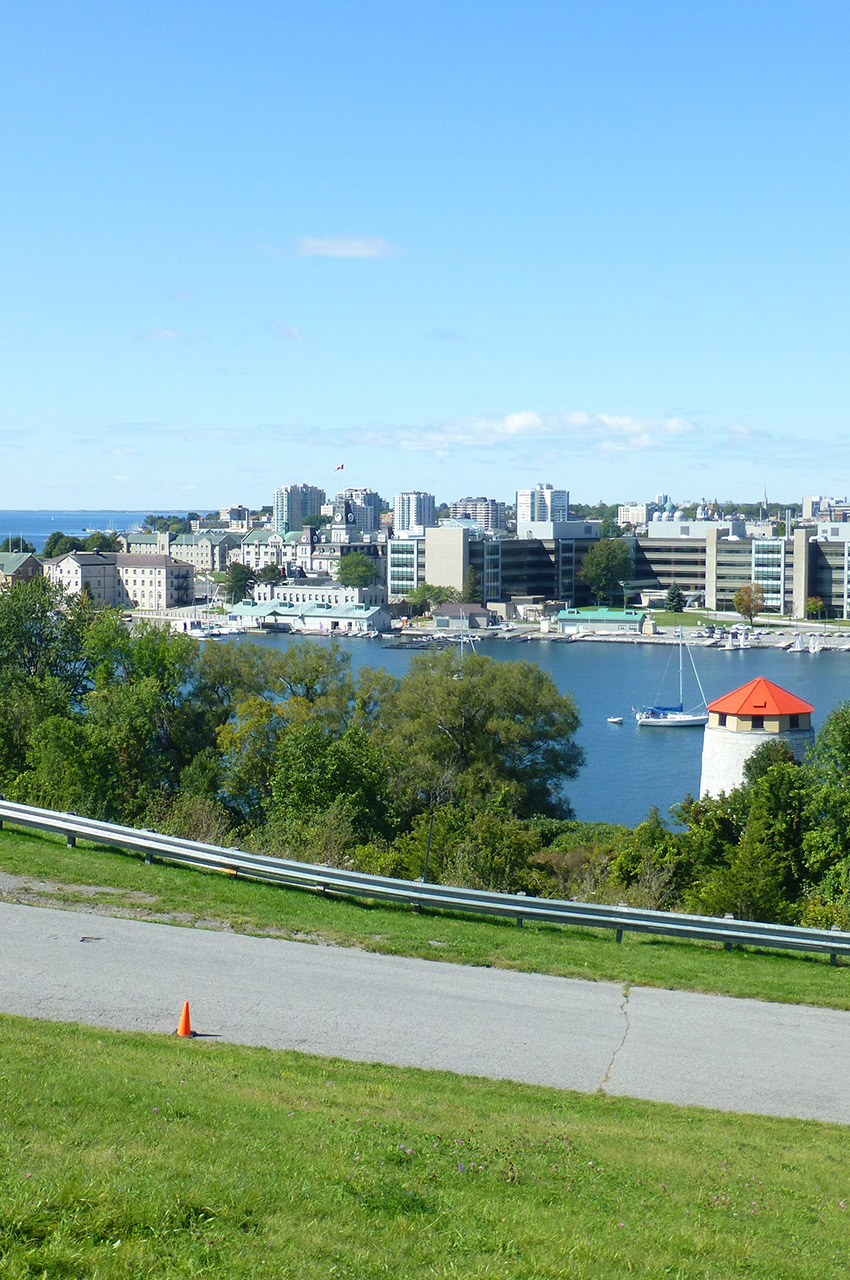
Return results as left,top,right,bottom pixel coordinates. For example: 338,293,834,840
723,913,734,949
615,902,628,943
830,925,841,965
66,833,76,848
516,891,526,926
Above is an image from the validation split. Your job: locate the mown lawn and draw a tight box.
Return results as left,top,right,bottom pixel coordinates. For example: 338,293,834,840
2,825,849,1010
0,1014,847,1279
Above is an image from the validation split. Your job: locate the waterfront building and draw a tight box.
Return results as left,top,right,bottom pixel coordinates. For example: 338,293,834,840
231,598,390,634
557,607,646,634
387,535,426,600
431,601,495,629
699,678,814,798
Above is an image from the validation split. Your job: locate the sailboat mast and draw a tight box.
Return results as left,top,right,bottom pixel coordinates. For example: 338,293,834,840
678,626,684,709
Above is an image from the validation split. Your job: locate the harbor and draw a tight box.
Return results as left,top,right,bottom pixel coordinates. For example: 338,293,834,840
225,627,850,828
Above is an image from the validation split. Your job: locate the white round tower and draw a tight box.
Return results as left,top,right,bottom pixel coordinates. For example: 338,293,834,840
699,677,814,798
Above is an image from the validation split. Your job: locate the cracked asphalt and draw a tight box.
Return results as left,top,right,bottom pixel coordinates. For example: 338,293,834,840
2,901,849,1123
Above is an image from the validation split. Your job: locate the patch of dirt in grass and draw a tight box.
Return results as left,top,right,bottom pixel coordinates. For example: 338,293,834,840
0,870,158,904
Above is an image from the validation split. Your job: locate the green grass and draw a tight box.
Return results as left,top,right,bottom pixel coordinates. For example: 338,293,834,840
0,1014,847,1278
2,825,849,1010
648,611,717,629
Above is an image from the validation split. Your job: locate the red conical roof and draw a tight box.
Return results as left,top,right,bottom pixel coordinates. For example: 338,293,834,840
707,676,814,716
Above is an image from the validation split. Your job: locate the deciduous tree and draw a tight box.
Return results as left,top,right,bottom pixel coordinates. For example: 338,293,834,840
383,648,583,817
732,582,765,624
578,539,632,604
336,550,377,588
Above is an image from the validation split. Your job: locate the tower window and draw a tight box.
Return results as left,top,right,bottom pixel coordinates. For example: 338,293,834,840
789,714,799,729
751,715,764,729
718,713,727,726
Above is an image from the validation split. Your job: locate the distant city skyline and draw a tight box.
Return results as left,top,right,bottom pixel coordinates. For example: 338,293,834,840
4,2,850,508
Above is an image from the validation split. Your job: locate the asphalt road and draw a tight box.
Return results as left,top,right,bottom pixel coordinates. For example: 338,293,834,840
2,901,848,1124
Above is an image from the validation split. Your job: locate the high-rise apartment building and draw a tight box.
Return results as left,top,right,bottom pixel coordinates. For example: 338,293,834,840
393,491,437,533
333,488,383,532
448,496,507,531
516,484,569,524
273,484,326,532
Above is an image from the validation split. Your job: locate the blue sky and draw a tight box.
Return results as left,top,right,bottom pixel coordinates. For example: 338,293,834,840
2,0,849,509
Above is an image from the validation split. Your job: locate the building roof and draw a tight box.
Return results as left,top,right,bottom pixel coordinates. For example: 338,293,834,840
707,677,814,716
173,531,235,545
231,601,385,620
0,552,37,573
558,607,644,620
48,552,192,569
432,602,492,618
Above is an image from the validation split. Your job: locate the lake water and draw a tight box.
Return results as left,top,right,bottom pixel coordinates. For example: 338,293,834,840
231,632,850,827
0,510,184,552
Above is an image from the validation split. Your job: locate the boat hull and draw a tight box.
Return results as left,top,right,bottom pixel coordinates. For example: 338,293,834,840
636,712,708,727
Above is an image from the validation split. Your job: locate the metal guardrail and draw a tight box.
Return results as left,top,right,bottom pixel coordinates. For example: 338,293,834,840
1,798,848,963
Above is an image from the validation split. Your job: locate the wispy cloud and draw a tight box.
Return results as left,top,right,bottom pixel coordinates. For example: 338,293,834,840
139,327,185,343
296,236,400,259
353,410,698,457
270,317,305,342
427,327,464,342
108,446,138,457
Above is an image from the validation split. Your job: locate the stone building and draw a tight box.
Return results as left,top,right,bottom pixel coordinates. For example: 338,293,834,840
699,677,814,798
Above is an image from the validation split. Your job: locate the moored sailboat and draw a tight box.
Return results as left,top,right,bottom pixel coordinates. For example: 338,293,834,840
635,628,709,727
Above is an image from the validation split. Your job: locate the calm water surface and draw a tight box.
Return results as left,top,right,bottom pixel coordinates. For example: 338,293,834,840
0,511,184,551
234,633,850,826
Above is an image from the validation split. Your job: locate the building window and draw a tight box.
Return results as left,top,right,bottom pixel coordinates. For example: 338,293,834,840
718,713,726,726
789,714,799,729
751,715,764,730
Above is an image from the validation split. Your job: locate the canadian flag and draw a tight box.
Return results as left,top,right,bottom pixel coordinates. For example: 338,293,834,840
335,464,344,471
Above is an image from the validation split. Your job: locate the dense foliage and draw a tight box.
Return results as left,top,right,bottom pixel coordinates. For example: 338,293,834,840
578,538,633,603
3,578,849,925
0,580,583,891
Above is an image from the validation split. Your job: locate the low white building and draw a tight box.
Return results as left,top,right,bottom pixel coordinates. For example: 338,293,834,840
231,599,390,634
253,580,386,609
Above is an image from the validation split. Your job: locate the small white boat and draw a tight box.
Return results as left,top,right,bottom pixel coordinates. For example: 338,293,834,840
607,715,623,724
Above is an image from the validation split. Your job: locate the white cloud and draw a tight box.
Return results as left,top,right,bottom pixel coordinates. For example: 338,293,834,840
355,410,698,457
296,236,400,259
109,446,138,457
270,317,305,342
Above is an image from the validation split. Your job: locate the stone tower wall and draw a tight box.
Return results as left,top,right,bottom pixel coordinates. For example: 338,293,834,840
699,725,814,798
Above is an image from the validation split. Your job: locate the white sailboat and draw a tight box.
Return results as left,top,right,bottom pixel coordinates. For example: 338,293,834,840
635,628,709,727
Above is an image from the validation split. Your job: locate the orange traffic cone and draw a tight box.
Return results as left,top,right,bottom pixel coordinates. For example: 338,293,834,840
175,1001,196,1037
